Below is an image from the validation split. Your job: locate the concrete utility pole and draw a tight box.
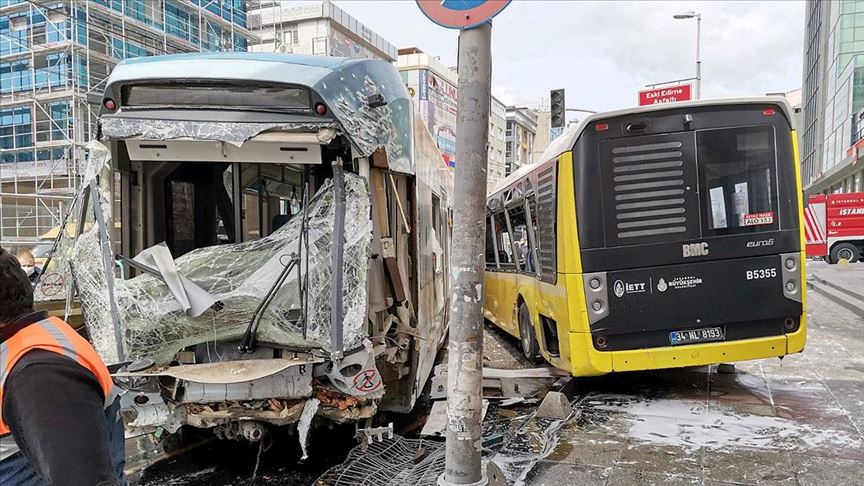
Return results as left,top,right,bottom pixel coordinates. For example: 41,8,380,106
441,21,492,486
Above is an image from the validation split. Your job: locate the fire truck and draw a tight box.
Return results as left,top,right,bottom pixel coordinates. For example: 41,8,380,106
805,193,864,263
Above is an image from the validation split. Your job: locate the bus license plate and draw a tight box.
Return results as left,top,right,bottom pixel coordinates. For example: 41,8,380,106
669,327,724,346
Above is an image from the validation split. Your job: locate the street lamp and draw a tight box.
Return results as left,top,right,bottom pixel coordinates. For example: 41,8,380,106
673,11,702,100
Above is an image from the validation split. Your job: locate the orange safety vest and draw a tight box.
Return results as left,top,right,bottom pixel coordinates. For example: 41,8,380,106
0,316,115,458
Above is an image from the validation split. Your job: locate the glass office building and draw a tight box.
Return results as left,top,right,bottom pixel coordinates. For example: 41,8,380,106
801,0,864,195
0,0,255,246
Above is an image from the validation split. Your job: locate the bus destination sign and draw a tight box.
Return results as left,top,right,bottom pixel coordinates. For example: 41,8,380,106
638,84,693,106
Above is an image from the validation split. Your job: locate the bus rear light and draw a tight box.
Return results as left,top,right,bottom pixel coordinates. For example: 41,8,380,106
762,108,776,116
591,300,604,313
589,277,602,290
784,257,797,270
595,335,608,349
314,103,327,116
595,123,609,132
104,98,117,111
785,280,797,293
783,317,797,331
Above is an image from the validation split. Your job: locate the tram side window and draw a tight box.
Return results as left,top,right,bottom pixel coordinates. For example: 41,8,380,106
494,211,516,269
508,204,535,274
485,215,497,270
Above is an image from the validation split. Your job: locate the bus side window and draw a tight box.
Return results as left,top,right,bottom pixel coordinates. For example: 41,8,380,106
508,204,534,274
525,193,540,276
494,211,515,270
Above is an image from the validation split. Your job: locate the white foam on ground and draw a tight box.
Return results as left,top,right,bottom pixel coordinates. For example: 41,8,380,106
586,393,862,451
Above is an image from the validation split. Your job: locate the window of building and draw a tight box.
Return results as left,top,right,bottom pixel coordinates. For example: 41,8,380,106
283,28,299,45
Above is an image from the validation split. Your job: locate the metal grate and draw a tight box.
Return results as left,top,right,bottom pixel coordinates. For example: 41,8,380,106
314,436,445,486
535,162,557,282
611,141,688,239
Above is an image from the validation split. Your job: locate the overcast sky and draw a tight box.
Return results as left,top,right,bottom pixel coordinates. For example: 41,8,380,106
322,1,804,119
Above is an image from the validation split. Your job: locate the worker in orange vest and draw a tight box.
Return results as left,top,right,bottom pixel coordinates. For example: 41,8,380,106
0,247,125,485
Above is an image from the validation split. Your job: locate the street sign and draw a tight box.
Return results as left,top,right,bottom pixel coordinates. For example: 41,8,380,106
416,0,512,30
638,84,693,106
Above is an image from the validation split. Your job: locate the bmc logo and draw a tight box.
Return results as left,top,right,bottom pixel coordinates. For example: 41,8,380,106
682,242,709,258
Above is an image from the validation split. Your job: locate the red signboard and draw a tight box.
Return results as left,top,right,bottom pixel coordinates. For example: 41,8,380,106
638,84,693,106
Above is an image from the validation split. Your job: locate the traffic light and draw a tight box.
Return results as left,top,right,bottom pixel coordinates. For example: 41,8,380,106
550,89,566,128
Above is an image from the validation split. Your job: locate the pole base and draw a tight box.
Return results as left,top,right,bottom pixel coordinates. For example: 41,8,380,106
437,473,488,486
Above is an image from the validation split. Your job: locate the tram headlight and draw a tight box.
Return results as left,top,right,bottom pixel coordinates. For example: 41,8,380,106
784,257,797,270
589,278,602,290
785,280,797,293
591,300,604,313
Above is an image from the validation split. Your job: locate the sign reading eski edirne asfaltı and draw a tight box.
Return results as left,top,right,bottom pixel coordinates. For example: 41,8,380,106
638,84,693,106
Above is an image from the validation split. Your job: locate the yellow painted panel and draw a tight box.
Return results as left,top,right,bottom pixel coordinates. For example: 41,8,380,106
606,335,790,373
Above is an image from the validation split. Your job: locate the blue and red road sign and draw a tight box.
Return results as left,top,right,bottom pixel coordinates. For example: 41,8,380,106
416,0,512,30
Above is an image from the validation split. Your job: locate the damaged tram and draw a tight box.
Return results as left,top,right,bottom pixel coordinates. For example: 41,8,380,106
38,53,453,441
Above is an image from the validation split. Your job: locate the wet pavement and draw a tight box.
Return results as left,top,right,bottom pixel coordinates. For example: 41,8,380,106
137,261,863,485
485,260,864,485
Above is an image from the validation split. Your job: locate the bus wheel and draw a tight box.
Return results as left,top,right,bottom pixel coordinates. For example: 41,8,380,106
831,243,859,263
518,303,541,364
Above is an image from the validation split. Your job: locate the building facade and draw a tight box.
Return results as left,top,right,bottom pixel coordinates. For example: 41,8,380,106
531,109,551,164
801,0,864,195
505,106,538,176
398,48,458,166
397,47,508,190
248,1,396,61
0,0,255,247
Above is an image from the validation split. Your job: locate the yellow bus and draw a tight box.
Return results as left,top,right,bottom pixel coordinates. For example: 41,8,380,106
484,98,806,376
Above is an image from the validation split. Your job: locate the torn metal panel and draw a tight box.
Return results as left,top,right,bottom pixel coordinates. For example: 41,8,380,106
131,243,217,317
181,367,312,403
114,358,318,384
317,61,414,174
185,400,307,428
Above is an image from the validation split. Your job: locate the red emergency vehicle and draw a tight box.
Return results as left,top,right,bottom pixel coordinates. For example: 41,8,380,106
804,192,864,263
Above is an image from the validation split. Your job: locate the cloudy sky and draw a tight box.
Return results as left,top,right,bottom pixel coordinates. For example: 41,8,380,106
319,0,804,121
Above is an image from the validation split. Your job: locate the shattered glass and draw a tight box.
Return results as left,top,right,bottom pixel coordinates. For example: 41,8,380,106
34,140,110,304
100,118,337,147
54,142,371,364
111,173,370,363
101,57,414,173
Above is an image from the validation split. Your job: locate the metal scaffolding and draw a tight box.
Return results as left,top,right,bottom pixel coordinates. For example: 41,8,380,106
0,0,259,248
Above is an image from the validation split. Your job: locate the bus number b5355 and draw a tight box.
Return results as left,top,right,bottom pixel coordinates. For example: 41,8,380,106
746,268,777,280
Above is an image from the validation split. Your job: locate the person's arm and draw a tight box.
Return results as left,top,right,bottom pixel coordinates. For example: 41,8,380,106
2,350,118,486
